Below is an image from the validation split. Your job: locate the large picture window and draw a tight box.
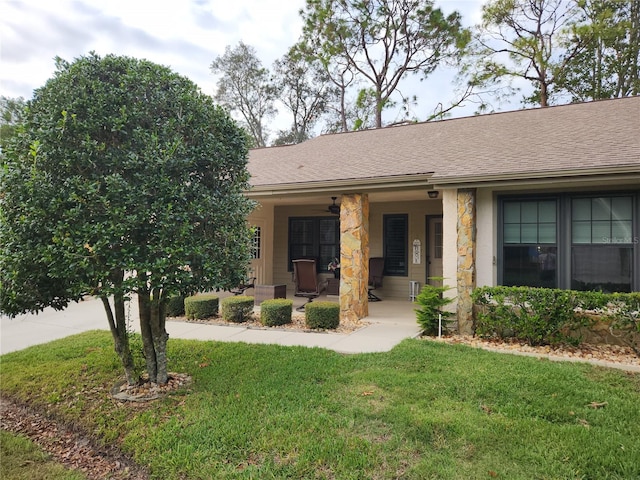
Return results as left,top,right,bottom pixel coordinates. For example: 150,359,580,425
571,196,633,292
502,199,557,288
499,193,637,293
288,217,339,272
383,214,408,276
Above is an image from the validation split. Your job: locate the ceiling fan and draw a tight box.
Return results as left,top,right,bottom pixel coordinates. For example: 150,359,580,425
327,196,340,215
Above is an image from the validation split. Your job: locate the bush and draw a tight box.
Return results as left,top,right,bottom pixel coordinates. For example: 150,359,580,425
472,286,590,346
260,299,293,326
221,296,254,323
414,280,455,335
305,301,340,330
166,295,185,317
184,294,219,320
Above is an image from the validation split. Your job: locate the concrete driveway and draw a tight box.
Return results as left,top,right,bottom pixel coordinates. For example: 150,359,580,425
0,297,111,355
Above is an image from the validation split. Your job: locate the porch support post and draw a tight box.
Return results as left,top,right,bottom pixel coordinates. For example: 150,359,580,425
456,188,476,335
340,193,369,322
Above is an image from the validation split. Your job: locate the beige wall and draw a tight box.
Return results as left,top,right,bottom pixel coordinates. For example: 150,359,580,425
270,198,442,299
247,203,274,285
441,189,458,309
476,188,497,288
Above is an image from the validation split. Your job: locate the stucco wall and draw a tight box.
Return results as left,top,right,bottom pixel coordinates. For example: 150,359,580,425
441,189,458,311
247,203,274,285
476,188,496,288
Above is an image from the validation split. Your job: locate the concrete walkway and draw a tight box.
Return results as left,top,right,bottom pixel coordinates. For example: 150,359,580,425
2,296,637,373
0,295,421,355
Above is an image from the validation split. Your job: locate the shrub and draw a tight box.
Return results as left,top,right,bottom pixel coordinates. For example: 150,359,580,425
305,301,340,330
221,296,254,323
414,280,455,335
472,286,590,346
166,295,185,317
184,294,219,320
260,299,293,327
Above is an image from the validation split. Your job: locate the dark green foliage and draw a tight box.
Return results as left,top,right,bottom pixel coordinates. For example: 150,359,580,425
472,286,607,345
0,52,254,383
220,295,254,323
414,281,455,335
305,301,340,329
1,53,254,315
260,299,293,326
166,295,185,317
184,294,219,320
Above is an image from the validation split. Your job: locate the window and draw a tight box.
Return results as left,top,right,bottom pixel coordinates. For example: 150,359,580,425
502,199,557,288
434,220,443,259
499,193,638,293
571,196,633,292
288,217,339,272
383,214,408,276
251,226,261,259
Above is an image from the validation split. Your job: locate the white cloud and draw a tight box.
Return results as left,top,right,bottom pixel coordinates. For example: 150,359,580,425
1,0,506,127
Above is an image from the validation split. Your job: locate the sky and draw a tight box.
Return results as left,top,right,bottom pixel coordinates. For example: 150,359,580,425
1,0,491,130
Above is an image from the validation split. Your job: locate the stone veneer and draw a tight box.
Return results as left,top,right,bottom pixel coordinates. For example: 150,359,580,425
457,189,476,335
339,194,370,322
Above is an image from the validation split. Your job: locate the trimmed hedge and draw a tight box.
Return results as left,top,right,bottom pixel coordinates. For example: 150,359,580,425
472,286,640,349
305,301,340,330
166,295,185,317
184,294,219,320
260,299,293,327
221,296,254,323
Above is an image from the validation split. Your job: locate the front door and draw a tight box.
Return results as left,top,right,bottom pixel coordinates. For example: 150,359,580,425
426,215,443,286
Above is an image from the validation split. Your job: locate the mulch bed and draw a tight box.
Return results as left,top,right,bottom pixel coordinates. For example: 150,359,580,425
429,335,639,369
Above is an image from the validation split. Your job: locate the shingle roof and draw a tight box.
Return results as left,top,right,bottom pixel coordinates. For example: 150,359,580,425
248,96,640,188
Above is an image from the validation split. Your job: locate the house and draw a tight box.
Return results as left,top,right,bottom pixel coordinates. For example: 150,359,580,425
245,96,640,333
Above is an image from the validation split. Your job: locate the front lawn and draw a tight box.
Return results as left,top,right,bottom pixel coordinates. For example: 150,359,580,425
1,331,639,479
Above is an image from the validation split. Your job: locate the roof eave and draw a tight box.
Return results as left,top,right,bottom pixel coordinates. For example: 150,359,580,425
432,166,640,189
246,173,435,197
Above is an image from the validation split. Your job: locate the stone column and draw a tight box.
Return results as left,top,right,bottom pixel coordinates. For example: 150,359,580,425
457,188,476,335
339,193,369,322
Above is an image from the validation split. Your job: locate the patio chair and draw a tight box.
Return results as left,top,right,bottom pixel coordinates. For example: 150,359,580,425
293,259,322,311
368,257,384,301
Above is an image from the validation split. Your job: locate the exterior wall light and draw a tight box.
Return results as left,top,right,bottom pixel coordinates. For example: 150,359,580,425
428,190,439,199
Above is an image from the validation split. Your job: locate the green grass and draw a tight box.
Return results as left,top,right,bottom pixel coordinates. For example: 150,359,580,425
0,430,86,479
1,330,639,479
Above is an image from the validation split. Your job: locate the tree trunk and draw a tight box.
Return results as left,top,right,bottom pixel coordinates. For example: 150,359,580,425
137,288,170,385
101,271,136,385
150,293,169,385
138,291,157,382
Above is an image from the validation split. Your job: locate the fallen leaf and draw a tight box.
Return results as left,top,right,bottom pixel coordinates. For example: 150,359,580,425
587,401,608,409
361,391,374,396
